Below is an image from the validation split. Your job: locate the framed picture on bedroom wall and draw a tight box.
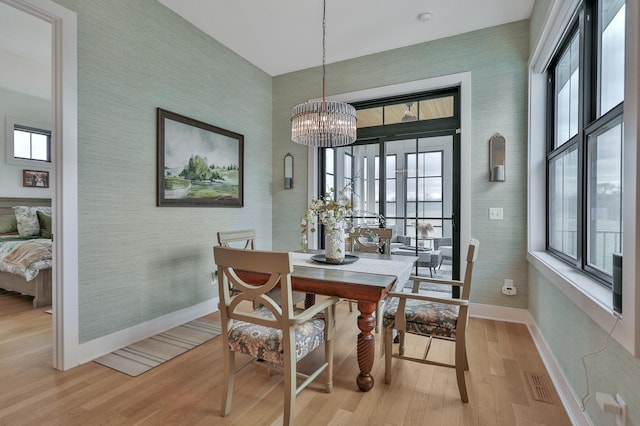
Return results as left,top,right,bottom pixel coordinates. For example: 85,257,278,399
156,108,244,207
22,170,49,188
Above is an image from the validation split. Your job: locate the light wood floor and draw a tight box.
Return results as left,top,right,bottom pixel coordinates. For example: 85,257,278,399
0,290,572,425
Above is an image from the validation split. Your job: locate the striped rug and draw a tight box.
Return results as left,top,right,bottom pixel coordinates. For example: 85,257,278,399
94,318,221,377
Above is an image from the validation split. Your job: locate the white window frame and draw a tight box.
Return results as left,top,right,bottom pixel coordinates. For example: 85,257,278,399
528,0,639,356
5,116,52,168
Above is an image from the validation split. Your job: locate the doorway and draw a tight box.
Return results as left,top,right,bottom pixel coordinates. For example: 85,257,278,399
2,0,79,370
318,87,462,287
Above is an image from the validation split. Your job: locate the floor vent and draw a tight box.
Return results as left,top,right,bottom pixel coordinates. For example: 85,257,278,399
525,372,556,404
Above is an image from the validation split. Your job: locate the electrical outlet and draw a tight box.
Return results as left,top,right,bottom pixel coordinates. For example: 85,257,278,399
489,207,503,220
502,286,517,296
502,279,516,296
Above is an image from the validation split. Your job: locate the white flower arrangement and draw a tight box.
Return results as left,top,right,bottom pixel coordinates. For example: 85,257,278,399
301,187,353,250
414,221,434,238
301,185,386,251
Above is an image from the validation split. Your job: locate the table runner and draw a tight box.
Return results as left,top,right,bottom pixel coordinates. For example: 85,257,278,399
290,251,418,289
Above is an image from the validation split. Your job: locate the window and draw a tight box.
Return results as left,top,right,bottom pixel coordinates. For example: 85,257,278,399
546,0,625,285
14,126,51,162
6,117,52,165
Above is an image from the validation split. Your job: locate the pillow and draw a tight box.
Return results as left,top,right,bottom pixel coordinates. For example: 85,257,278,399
0,214,17,234
37,210,52,239
12,206,52,237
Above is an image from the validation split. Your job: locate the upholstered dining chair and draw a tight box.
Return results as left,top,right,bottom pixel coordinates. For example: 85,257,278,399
217,229,306,307
382,239,479,402
347,227,393,333
213,246,339,425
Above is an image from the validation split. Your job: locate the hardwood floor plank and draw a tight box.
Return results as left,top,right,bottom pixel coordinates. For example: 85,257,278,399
0,293,573,425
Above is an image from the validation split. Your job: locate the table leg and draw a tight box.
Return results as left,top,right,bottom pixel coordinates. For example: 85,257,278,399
356,300,376,392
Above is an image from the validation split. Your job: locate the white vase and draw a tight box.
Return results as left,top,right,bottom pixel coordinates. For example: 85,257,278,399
325,226,346,263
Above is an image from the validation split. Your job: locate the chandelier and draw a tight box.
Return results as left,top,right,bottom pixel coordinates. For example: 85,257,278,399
291,0,357,147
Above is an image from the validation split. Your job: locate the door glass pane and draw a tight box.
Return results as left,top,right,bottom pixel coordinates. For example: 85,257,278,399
587,119,623,274
343,153,352,197
324,148,334,193
342,144,378,219
555,32,580,148
548,146,578,258
599,0,625,115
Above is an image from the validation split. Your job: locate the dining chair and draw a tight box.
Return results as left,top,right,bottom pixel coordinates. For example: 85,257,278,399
382,239,479,402
214,246,339,425
347,227,393,333
217,229,306,307
216,229,256,250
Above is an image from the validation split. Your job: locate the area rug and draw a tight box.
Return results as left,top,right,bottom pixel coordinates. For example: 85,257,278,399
94,318,221,377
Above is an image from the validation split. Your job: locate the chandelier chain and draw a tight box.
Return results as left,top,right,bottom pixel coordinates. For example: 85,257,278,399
322,0,326,102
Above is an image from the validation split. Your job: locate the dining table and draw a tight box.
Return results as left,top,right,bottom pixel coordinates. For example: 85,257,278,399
236,250,418,392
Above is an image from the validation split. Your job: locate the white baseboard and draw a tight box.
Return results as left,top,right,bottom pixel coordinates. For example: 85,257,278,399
470,303,591,426
74,297,220,366
470,302,534,324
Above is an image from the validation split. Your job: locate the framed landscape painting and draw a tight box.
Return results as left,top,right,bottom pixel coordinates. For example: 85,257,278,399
157,108,244,207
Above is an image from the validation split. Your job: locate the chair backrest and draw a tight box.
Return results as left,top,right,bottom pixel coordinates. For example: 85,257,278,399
433,237,452,250
217,229,256,250
214,246,294,328
349,228,393,254
460,239,479,300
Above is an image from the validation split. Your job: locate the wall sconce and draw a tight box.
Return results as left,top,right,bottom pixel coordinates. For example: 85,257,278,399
284,153,294,189
489,133,506,182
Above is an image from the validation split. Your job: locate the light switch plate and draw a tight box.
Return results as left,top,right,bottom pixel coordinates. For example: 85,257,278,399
489,207,503,220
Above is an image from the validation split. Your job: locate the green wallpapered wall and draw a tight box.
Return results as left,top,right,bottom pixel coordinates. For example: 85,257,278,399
54,0,273,342
272,20,530,309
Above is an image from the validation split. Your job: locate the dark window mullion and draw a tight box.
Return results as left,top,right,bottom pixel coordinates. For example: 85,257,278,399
576,4,589,269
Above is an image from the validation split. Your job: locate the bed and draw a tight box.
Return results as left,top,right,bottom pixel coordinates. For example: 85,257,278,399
0,197,52,308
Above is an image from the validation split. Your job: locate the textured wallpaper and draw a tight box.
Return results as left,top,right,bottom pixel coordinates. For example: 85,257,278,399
54,0,273,342
273,20,530,309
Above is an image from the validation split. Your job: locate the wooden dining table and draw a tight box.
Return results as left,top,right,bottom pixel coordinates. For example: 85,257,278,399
237,250,417,392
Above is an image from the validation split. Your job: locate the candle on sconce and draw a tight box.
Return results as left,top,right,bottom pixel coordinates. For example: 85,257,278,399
493,165,505,181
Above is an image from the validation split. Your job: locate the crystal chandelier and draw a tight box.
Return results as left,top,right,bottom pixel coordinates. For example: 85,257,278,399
291,0,357,147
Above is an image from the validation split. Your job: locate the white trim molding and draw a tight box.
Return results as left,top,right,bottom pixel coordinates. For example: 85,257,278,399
2,0,79,370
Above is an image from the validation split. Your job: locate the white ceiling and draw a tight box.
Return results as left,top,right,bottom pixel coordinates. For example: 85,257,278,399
0,0,534,100
159,0,535,76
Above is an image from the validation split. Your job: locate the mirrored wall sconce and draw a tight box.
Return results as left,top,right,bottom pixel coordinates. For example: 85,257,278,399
489,133,506,182
284,152,294,189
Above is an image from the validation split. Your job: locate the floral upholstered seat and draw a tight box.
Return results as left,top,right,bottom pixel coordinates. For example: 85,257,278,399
227,306,326,365
382,298,459,339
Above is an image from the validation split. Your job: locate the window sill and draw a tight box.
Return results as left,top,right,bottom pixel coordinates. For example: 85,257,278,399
527,250,615,320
